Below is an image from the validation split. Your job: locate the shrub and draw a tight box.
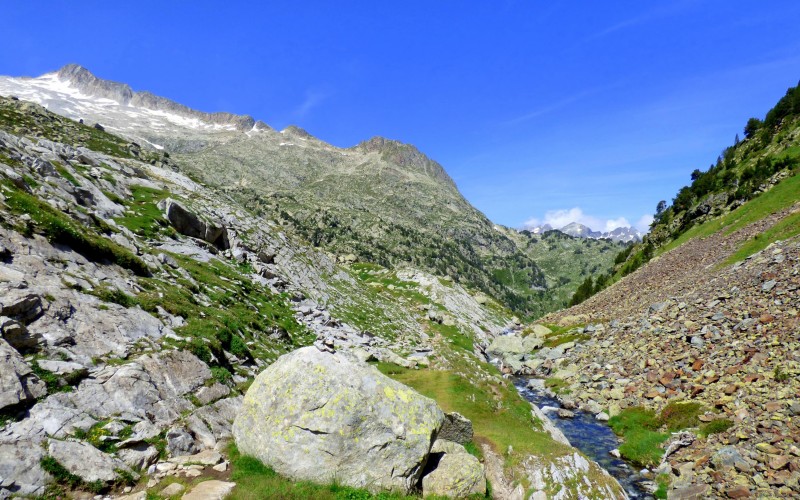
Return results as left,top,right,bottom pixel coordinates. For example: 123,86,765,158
211,366,232,385
659,401,703,431
699,419,734,437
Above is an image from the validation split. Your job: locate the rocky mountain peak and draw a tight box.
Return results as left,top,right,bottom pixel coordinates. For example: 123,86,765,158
52,64,256,132
57,63,134,104
352,136,457,188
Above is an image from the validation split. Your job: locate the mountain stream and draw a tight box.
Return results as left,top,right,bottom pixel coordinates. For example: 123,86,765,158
514,378,655,499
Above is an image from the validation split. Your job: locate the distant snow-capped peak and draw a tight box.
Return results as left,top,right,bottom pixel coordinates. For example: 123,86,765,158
523,221,642,243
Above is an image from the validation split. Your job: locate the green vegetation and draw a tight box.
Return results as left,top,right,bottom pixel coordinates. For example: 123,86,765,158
40,456,104,495
388,367,565,468
659,401,704,432
134,253,309,372
654,474,671,499
72,420,133,454
662,172,800,256
698,419,734,438
544,377,571,395
30,360,82,394
608,402,706,466
114,185,172,239
608,408,666,466
226,443,440,500
53,162,80,186
92,285,137,308
0,97,144,160
774,365,790,382
2,181,150,276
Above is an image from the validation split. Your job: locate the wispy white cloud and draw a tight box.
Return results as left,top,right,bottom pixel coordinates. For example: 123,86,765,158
583,0,698,42
292,88,331,118
635,214,654,232
522,207,653,233
501,89,596,126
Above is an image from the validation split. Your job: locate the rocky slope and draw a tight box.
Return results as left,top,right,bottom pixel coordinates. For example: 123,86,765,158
0,95,624,498
0,65,619,317
518,186,800,497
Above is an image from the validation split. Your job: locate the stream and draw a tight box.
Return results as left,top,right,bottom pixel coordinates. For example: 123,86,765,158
514,378,654,499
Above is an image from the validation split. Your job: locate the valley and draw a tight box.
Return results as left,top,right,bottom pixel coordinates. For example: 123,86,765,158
0,64,797,500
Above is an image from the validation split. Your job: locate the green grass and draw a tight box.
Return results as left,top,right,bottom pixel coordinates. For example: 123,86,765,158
54,162,80,186
135,253,310,370
661,172,800,256
544,377,571,395
72,420,132,454
30,360,81,394
226,443,430,500
608,402,706,466
114,185,171,239
429,322,473,352
372,361,412,376
387,367,562,466
698,418,734,438
2,182,150,276
654,474,670,499
721,210,800,265
608,407,666,466
659,401,704,432
618,429,669,467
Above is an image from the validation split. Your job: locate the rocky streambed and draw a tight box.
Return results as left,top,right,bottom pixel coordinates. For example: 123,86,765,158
515,378,655,499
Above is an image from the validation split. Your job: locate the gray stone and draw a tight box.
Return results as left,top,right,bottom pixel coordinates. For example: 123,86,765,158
181,480,235,500
166,426,198,457
233,347,444,494
36,359,86,377
438,411,473,445
159,198,229,250
0,439,47,498
711,445,752,472
194,383,231,406
169,449,223,466
0,338,46,411
117,442,160,470
47,439,136,484
0,316,42,352
422,440,485,498
0,292,42,323
160,482,185,497
487,335,526,356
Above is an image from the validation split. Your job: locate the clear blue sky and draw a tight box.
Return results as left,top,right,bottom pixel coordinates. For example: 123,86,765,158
3,1,800,231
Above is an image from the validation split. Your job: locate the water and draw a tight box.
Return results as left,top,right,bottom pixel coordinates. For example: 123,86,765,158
514,378,654,499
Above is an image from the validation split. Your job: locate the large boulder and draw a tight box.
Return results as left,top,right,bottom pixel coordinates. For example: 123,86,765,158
438,412,473,445
159,198,229,250
487,335,526,356
47,439,137,485
422,439,486,498
233,346,445,493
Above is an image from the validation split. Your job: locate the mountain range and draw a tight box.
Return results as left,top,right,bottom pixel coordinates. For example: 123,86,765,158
524,222,643,243
0,64,798,499
0,65,620,317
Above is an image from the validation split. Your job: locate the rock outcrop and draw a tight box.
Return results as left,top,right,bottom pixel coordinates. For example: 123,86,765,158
233,346,446,494
158,198,229,250
421,439,485,498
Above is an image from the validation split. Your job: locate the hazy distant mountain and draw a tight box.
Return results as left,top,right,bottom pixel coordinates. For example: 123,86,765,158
525,222,642,243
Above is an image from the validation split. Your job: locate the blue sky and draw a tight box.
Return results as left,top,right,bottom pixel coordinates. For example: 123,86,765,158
3,1,800,231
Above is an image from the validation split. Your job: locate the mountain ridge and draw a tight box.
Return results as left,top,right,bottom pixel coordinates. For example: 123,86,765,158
0,65,620,317
523,221,642,243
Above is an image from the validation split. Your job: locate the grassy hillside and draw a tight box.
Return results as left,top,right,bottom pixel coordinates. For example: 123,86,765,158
582,81,800,302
